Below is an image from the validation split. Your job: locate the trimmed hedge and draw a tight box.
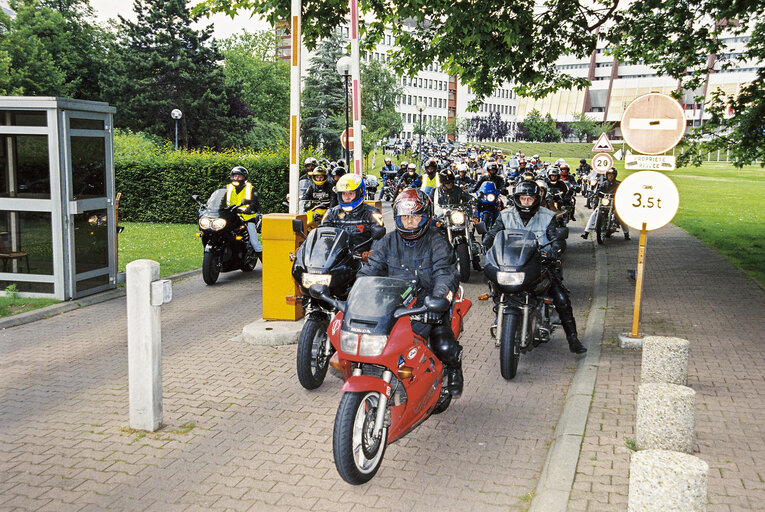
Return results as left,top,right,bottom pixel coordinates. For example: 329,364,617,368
114,136,317,223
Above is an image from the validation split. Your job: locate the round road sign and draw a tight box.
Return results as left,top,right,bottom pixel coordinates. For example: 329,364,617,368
340,127,354,151
592,153,614,174
621,93,686,155
614,171,679,231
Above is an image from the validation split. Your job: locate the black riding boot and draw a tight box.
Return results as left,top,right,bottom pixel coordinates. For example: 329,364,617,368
431,325,464,397
562,319,587,354
550,277,587,355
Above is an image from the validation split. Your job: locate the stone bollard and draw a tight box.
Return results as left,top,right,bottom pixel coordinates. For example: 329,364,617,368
641,336,690,385
127,259,172,432
629,449,708,512
636,383,695,452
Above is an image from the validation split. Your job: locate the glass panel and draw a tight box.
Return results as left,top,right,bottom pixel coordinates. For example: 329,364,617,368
70,136,106,199
0,135,51,198
0,210,53,275
73,208,109,274
70,118,105,130
0,110,47,127
0,281,54,294
76,274,109,294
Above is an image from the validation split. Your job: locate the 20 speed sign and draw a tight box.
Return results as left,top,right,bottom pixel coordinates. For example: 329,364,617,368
614,171,679,231
592,152,614,174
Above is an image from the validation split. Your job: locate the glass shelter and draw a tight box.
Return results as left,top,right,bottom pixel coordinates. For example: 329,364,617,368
0,97,116,300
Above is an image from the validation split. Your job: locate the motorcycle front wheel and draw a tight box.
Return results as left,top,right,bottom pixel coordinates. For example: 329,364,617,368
455,243,471,283
296,317,332,390
333,391,388,485
595,211,607,245
500,309,521,380
202,251,221,285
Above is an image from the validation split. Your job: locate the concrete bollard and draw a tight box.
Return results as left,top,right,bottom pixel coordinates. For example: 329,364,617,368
636,383,695,452
127,259,171,432
641,336,690,385
629,449,708,512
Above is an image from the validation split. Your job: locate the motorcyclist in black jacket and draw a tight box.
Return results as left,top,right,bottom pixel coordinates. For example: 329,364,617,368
379,156,399,200
483,181,587,355
301,165,337,209
454,163,475,191
321,174,384,254
472,161,507,195
359,187,464,396
395,163,420,190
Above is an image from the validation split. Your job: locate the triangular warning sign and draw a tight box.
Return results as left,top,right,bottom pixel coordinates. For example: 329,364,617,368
592,132,615,152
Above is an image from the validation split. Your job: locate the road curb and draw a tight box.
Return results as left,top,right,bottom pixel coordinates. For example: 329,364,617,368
0,267,202,330
529,240,608,511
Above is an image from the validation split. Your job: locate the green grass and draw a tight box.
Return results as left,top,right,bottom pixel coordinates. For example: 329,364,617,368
0,284,59,318
118,222,201,277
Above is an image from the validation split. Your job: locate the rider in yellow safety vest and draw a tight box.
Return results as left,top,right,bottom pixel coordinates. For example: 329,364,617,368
226,166,262,258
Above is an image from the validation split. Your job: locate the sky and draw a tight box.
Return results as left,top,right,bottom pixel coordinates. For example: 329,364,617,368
89,1,271,39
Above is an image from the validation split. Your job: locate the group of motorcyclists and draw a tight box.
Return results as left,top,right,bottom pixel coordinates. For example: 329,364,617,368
203,141,637,398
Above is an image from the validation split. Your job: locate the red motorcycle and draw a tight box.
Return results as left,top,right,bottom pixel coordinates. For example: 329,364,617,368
309,276,472,484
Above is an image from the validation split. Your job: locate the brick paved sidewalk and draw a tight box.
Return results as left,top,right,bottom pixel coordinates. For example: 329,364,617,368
569,223,765,511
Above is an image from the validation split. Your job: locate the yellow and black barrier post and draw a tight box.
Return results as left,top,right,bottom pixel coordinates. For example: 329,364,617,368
261,213,306,321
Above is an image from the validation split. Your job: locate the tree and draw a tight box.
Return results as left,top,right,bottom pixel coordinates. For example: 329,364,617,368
522,110,561,142
426,118,448,141
360,59,403,156
556,121,573,141
196,0,763,165
569,113,600,142
0,0,109,99
301,30,346,159
103,0,245,149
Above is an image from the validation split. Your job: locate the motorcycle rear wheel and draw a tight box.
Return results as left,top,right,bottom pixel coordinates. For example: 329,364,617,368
202,252,221,285
455,243,471,283
333,391,388,485
296,317,331,390
500,310,521,380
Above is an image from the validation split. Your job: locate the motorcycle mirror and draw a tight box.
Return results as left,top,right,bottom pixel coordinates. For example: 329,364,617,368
191,194,199,202
371,225,386,241
424,296,451,313
475,221,488,235
292,219,306,238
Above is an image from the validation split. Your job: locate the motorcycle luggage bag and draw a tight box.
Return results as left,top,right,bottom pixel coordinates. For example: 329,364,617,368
484,230,543,293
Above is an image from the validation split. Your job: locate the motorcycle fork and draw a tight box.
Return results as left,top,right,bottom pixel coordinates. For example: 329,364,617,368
494,300,505,347
373,370,393,439
520,295,532,349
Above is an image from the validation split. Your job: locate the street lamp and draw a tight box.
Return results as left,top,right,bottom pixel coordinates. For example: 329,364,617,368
416,101,425,169
336,56,352,171
170,109,182,150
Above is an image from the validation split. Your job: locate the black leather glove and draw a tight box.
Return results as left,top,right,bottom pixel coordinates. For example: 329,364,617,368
424,310,442,324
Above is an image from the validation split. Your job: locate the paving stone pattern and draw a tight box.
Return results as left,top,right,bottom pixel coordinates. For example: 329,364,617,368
569,222,765,511
1,214,594,511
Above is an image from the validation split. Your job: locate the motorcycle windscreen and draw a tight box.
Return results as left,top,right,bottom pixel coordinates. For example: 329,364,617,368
303,226,351,273
205,188,227,212
342,276,413,335
485,230,541,272
477,181,499,197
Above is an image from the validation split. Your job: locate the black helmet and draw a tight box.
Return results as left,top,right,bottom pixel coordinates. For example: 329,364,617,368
580,158,586,164
548,168,560,181
230,166,249,184
393,188,432,240
336,159,346,168
513,180,541,217
487,162,499,174
441,169,456,185
425,158,438,174
606,167,617,178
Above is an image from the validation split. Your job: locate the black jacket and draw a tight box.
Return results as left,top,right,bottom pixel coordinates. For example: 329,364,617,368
597,178,621,195
302,181,337,208
321,203,383,252
472,174,507,194
359,228,458,299
437,185,474,208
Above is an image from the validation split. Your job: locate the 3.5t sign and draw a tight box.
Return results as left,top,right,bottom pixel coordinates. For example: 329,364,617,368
614,171,679,231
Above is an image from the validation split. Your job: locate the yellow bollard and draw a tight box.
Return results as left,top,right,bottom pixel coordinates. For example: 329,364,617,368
364,200,383,211
261,213,306,321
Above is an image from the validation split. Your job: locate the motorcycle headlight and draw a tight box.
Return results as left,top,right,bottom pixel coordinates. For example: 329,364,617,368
198,217,212,230
341,331,359,354
88,215,99,226
450,211,466,225
496,271,525,286
359,334,388,357
302,273,332,288
601,198,610,206
487,194,496,202
212,218,227,230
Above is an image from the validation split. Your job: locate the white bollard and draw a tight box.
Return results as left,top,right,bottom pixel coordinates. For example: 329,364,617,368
127,259,170,432
636,383,695,453
641,336,690,385
629,449,708,512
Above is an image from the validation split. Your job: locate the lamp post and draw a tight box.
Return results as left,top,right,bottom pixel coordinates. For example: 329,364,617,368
170,109,182,150
416,101,425,169
336,56,352,171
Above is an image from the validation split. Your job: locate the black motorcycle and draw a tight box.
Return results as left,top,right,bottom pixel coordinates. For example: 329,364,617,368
291,222,385,389
435,204,483,283
482,228,566,380
192,189,260,285
595,192,619,244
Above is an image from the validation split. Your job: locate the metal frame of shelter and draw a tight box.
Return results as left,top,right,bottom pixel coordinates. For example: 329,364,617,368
0,96,117,300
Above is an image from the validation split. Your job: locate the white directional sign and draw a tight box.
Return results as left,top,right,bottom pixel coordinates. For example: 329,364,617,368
621,93,686,155
592,152,614,174
615,171,679,231
624,154,676,171
592,132,615,152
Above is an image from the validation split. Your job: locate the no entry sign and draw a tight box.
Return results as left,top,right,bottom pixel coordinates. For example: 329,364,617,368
621,93,686,155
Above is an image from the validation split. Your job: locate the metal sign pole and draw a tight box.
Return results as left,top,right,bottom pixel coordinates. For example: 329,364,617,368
630,222,648,338
288,0,302,214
